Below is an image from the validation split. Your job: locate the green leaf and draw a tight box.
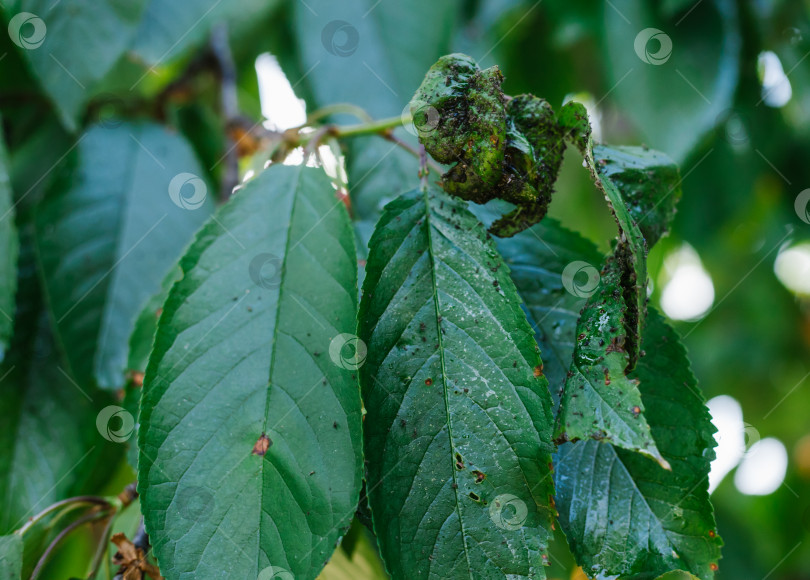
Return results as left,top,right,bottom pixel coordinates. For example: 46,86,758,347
131,0,283,66
138,164,362,580
555,310,722,580
127,265,182,376
319,525,387,580
347,139,419,225
0,325,108,533
656,571,703,580
123,265,181,471
0,126,18,361
555,254,668,467
495,218,603,407
593,145,681,249
34,122,214,390
574,142,679,370
0,229,115,534
551,141,682,461
581,145,648,368
3,0,149,130
294,0,459,119
359,187,556,579
602,0,741,162
0,534,22,580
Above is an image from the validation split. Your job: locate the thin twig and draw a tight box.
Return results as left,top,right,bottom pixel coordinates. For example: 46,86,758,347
303,103,373,125
210,23,240,202
384,130,443,175
85,514,117,580
117,482,138,508
30,511,108,579
18,496,111,537
419,144,430,189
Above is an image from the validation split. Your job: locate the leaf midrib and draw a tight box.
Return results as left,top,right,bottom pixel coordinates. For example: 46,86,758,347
259,163,306,571
421,186,474,577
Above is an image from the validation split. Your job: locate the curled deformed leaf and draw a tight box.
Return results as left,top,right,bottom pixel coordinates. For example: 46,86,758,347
555,254,669,469
411,53,589,237
556,310,721,579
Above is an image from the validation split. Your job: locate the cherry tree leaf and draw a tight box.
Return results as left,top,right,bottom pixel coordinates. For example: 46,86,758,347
138,164,362,580
555,310,722,579
34,122,214,390
359,186,556,579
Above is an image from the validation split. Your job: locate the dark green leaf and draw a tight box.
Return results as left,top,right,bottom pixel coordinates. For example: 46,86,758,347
580,144,648,367
593,145,681,249
572,141,679,371
0,534,22,580
138,164,362,580
555,310,721,579
3,0,149,129
34,122,214,390
359,187,556,579
5,115,72,217
0,230,115,535
555,254,668,467
131,0,283,66
123,265,181,471
294,0,458,119
347,138,418,224
656,571,702,580
495,218,603,406
0,127,18,361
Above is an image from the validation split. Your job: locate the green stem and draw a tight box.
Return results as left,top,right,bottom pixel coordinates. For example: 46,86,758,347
29,511,109,580
331,114,411,138
292,112,446,174
304,103,373,125
17,496,112,537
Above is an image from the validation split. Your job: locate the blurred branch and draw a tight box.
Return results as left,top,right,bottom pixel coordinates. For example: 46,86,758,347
211,23,241,203
30,510,109,579
17,495,112,537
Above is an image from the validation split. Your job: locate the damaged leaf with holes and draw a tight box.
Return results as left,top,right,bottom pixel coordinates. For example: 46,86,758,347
555,253,669,467
359,186,556,579
555,311,722,579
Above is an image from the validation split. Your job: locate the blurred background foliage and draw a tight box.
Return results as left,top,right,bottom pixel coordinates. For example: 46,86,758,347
1,0,809,578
